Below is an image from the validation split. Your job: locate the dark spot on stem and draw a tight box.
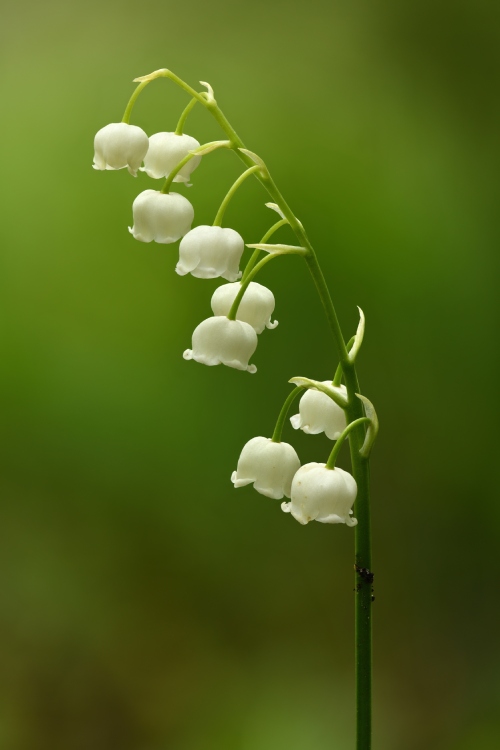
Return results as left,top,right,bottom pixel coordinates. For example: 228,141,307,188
354,564,374,585
355,564,375,603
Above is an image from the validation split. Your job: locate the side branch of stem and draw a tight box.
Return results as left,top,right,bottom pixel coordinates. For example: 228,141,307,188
213,165,261,226
227,254,278,320
271,387,304,443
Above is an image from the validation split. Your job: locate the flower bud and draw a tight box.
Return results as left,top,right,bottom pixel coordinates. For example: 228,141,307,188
93,123,149,177
211,281,278,334
290,383,347,440
141,132,202,181
231,437,300,500
183,316,257,373
129,190,194,244
176,226,244,281
282,463,357,525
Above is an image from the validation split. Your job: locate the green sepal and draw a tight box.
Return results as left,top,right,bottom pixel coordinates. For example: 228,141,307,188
246,243,307,256
133,69,169,82
356,393,379,458
238,148,267,176
190,140,232,156
265,202,286,219
288,377,348,409
348,307,365,363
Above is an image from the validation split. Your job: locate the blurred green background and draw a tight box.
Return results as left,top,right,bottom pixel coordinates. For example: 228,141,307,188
0,1,499,748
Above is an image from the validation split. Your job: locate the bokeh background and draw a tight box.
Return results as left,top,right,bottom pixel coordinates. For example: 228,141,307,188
1,1,499,748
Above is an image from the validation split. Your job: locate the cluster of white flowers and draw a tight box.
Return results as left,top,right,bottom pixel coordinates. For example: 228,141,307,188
93,120,279,376
93,111,359,529
93,122,199,241
232,386,357,526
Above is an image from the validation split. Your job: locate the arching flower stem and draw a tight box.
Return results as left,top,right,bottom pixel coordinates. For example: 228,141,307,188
121,80,151,124
161,140,232,194
161,153,196,193
213,165,261,226
132,68,374,750
271,387,304,443
326,418,371,470
175,97,197,135
226,253,278,321
227,245,305,322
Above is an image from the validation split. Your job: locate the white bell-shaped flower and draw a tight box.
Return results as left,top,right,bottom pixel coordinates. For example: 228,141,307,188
183,316,258,373
231,437,300,500
290,383,347,440
93,123,149,177
282,463,357,526
129,190,194,244
176,226,244,281
210,281,278,334
141,132,202,182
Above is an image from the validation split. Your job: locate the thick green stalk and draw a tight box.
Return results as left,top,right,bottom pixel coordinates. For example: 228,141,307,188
145,69,373,749
302,257,373,747
333,336,356,386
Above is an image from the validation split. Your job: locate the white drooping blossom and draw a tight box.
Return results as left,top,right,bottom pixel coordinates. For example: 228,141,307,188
231,436,300,499
141,132,202,181
93,123,149,177
129,190,194,243
282,463,357,526
176,226,244,281
183,316,258,373
290,383,347,439
211,281,278,334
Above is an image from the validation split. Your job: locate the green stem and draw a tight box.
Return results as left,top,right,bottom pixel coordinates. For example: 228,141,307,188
213,165,261,226
227,254,277,320
161,152,194,193
161,140,230,194
353,440,372,750
326,418,371,470
175,97,197,135
302,254,373,746
121,80,151,123
161,70,215,106
271,387,303,443
241,219,288,283
333,336,356,386
153,69,373,749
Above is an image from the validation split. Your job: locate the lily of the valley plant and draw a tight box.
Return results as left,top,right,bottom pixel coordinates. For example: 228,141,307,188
93,69,379,750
